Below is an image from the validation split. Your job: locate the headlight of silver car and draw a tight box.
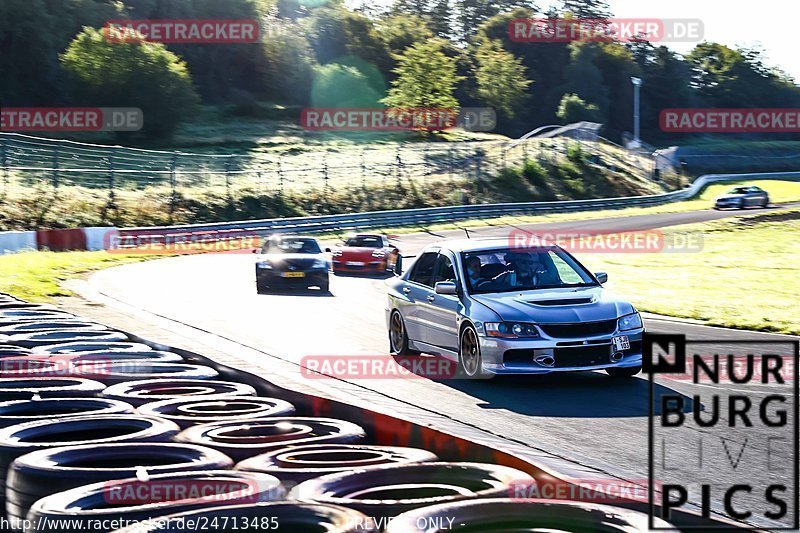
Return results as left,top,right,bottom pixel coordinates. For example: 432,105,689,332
618,312,643,331
485,322,540,339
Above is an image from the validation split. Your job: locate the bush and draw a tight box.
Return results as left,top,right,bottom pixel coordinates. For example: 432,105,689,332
61,28,199,139
521,160,547,187
556,93,603,124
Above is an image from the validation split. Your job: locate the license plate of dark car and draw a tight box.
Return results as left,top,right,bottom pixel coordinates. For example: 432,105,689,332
281,272,306,278
612,335,630,351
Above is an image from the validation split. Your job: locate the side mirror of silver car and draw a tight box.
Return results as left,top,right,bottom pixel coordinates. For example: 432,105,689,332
435,281,458,295
595,272,608,284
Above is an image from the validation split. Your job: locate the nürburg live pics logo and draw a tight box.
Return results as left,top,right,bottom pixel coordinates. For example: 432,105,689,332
645,333,799,530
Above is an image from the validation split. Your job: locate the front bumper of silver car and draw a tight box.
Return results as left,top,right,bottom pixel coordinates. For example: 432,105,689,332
478,328,644,375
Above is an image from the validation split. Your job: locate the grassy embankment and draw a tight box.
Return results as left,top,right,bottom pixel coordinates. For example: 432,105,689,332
581,208,800,335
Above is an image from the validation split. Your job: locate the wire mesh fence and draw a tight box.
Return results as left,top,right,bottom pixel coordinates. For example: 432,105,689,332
0,132,660,229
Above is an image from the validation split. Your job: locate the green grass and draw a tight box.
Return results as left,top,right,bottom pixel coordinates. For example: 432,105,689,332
580,208,800,335
352,179,800,237
0,252,157,302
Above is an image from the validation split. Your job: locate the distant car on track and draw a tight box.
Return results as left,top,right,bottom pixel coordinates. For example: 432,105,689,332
714,185,769,209
386,239,644,378
255,235,330,293
331,234,401,275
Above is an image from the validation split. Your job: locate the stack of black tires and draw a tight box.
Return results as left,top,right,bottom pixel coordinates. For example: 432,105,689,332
0,293,668,532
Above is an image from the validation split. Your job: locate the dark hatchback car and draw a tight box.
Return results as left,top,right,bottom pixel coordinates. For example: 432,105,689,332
255,236,330,293
714,185,769,209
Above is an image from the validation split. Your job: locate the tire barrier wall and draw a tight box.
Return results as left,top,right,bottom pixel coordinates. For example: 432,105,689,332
0,228,117,255
0,293,749,531
127,331,748,530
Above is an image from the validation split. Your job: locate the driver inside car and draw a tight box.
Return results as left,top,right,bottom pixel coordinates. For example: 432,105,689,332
494,252,558,289
465,255,484,288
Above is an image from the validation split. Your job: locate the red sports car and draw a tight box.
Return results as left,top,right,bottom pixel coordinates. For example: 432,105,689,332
331,234,402,274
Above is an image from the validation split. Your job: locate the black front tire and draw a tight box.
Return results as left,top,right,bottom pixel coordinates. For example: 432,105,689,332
389,311,418,356
606,366,642,378
458,326,485,378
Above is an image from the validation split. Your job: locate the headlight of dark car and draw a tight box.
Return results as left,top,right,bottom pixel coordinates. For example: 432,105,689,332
256,260,272,269
618,312,643,331
312,259,328,269
485,322,540,339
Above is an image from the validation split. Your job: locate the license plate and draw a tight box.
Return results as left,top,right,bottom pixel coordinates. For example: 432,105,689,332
612,335,631,351
281,272,306,278
346,261,365,266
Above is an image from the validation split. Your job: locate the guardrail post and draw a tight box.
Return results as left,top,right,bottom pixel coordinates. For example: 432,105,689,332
322,155,330,212
104,148,118,221
360,149,366,191
475,153,483,192
278,157,284,197
394,146,403,189
169,151,179,223
225,155,234,216
448,147,453,181
52,141,61,189
0,136,8,201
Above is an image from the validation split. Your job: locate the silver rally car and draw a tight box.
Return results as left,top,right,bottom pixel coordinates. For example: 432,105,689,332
386,239,644,377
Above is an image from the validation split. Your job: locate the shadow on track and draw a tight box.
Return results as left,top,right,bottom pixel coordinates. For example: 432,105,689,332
332,272,394,280
257,288,333,298
408,363,694,418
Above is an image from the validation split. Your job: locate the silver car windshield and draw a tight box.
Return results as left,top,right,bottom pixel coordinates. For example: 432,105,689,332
462,247,597,294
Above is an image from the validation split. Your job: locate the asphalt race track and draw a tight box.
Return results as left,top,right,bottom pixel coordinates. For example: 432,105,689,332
88,207,799,529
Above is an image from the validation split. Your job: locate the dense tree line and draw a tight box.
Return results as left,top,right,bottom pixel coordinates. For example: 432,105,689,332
1,0,798,141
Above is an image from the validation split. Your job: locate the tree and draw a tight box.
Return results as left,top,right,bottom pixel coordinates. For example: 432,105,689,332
552,42,610,123
307,6,390,72
428,0,452,39
61,28,199,138
557,93,602,123
378,15,434,55
383,39,463,111
0,0,124,103
311,62,386,107
687,43,800,108
474,40,532,117
258,30,317,104
559,0,612,19
0,0,55,103
593,42,639,139
629,43,694,140
476,9,570,129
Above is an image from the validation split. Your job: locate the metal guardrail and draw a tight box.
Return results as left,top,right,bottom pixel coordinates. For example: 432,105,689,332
117,171,800,244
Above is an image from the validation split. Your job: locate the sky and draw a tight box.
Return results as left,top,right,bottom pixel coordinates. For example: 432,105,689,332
346,0,800,81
